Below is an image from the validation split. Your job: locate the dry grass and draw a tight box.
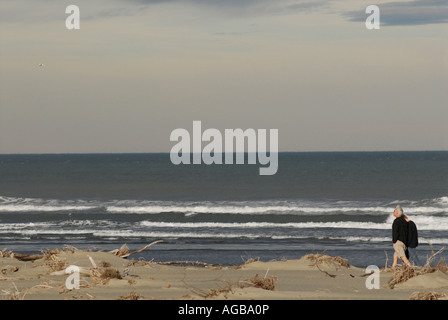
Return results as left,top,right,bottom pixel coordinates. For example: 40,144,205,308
206,286,234,298
409,291,448,300
427,259,448,275
233,257,259,270
0,249,13,258
387,243,447,289
126,259,151,267
388,264,416,288
42,249,68,272
183,268,277,299
47,260,68,272
2,283,53,300
243,257,260,265
301,253,350,268
388,259,448,289
201,273,277,299
118,291,143,300
240,274,276,291
101,268,122,280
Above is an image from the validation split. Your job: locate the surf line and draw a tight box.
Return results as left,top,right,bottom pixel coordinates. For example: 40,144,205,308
170,121,278,175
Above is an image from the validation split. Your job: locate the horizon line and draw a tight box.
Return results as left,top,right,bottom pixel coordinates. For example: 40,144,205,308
1,150,447,156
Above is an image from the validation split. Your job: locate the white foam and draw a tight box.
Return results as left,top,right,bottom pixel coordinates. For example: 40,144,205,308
437,196,448,205
140,218,448,231
139,220,390,230
107,204,448,215
1,196,447,216
0,204,97,212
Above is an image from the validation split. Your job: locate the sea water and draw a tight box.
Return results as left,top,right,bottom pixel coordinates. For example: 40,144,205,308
0,152,447,267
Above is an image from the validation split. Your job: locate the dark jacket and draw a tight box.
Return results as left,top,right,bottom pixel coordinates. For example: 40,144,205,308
392,216,408,246
407,220,418,248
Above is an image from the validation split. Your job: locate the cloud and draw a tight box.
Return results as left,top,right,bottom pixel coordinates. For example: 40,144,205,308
2,0,446,26
129,0,331,15
343,0,448,26
0,0,333,25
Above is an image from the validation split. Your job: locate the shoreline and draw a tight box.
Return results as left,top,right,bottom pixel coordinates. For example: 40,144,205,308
1,246,447,300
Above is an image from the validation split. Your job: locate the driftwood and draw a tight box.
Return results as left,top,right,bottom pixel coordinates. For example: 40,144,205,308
50,265,93,276
424,243,445,268
11,253,44,262
8,240,162,263
109,244,130,257
301,253,349,278
157,260,220,268
50,255,121,280
109,240,163,258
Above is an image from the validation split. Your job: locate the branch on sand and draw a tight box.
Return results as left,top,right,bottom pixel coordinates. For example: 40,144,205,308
301,253,349,278
50,254,122,282
109,240,163,258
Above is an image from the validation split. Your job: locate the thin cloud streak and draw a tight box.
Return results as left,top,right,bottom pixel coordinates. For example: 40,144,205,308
343,0,448,26
130,0,331,15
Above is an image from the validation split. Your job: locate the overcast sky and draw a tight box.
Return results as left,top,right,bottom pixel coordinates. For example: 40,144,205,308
0,0,447,153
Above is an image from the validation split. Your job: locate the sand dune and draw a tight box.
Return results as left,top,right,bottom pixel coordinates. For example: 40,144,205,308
1,248,447,300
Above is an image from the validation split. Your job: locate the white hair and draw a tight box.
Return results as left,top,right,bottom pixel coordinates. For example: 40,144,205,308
395,205,403,216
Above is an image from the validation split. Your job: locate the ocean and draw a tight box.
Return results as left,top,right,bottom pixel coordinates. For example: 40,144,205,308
0,152,447,268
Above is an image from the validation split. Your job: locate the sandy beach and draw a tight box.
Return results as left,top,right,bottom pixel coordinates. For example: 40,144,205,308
1,246,447,301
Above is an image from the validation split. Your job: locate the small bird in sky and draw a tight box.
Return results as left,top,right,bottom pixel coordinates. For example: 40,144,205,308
38,63,44,67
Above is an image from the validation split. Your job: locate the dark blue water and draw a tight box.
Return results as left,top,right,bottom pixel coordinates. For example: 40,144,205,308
0,152,447,267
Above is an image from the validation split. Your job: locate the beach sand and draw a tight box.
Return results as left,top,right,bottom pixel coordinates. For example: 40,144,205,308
1,247,447,300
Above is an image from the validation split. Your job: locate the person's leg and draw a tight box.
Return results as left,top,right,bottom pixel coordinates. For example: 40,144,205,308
414,250,421,266
392,255,398,268
408,247,420,266
393,241,410,267
400,255,411,266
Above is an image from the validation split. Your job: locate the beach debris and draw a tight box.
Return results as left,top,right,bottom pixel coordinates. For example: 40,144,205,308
62,245,79,253
424,243,445,269
1,282,21,300
50,265,89,276
388,264,415,288
110,244,129,257
1,265,19,275
109,240,163,258
242,257,260,265
409,291,448,300
88,255,97,268
388,244,447,289
118,290,143,300
1,282,53,300
101,268,122,280
11,253,44,262
301,253,350,268
240,273,277,291
8,248,65,262
49,253,122,287
1,249,13,258
157,260,221,268
183,268,277,299
301,253,349,278
388,260,448,289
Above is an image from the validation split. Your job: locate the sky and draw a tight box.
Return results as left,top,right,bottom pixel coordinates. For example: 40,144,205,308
0,0,447,153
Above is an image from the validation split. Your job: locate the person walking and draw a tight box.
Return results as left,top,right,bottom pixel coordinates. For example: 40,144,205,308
404,215,420,266
391,205,411,268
